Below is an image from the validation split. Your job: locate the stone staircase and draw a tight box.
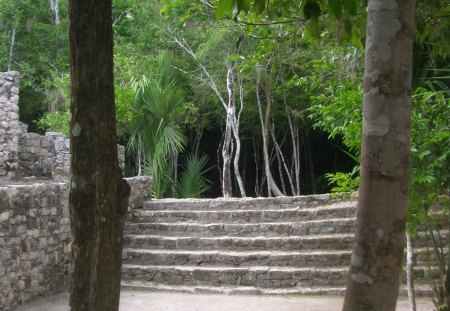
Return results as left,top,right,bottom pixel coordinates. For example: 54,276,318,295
121,195,447,296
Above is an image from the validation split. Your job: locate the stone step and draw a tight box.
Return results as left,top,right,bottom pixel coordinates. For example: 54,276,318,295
142,195,353,211
122,249,352,267
412,230,449,249
121,264,348,288
120,280,434,297
411,266,444,283
121,280,346,295
132,204,356,224
123,234,356,251
413,247,449,265
125,218,356,237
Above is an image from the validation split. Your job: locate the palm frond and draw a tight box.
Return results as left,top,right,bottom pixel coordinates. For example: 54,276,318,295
176,154,212,198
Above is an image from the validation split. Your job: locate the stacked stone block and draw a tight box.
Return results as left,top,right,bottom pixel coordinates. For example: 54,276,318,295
0,176,152,311
0,181,70,310
122,195,448,297
0,72,20,177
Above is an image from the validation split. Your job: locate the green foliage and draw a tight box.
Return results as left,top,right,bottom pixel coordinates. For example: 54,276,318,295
325,167,359,195
128,53,187,198
415,0,450,59
307,45,364,155
408,85,449,308
176,154,212,198
409,87,450,231
35,110,70,136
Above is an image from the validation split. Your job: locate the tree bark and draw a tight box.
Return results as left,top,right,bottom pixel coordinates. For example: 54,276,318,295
304,129,316,194
342,1,416,310
68,1,130,310
7,27,16,71
255,64,284,197
283,93,301,195
232,72,246,197
49,0,61,26
174,35,246,198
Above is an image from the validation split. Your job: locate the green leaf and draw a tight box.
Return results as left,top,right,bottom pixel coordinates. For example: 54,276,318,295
308,16,320,37
216,0,236,19
303,0,321,21
328,0,342,19
253,0,266,14
343,18,352,36
342,0,357,16
237,0,251,15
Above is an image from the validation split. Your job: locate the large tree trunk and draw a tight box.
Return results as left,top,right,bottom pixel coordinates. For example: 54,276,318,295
342,0,416,310
68,1,130,310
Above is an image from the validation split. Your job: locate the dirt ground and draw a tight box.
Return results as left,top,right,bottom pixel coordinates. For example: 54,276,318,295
14,291,434,311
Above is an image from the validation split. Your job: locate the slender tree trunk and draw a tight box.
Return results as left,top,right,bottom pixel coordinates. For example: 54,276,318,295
271,126,295,195
283,94,300,195
406,234,417,311
232,73,246,197
255,64,283,197
49,0,61,26
7,27,16,71
263,67,283,197
343,1,416,310
221,111,233,197
174,35,245,198
304,130,316,194
68,1,130,310
252,137,261,197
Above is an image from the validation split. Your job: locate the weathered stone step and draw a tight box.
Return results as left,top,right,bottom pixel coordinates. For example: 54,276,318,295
411,266,444,283
411,231,449,248
142,195,353,211
122,249,352,267
132,204,356,224
121,264,348,288
123,234,355,251
125,218,356,237
413,247,449,265
120,280,433,297
121,280,346,296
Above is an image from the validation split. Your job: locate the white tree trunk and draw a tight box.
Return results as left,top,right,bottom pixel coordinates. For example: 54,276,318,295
175,35,246,198
49,0,61,25
255,65,283,197
7,27,16,71
232,73,246,197
406,233,417,311
271,126,295,195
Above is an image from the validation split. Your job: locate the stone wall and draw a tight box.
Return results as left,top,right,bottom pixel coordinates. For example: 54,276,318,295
17,131,125,179
0,71,125,179
0,72,20,178
0,176,152,311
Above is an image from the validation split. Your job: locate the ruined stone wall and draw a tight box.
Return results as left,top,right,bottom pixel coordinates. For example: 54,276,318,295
0,72,20,178
0,176,152,311
17,131,125,179
0,71,125,179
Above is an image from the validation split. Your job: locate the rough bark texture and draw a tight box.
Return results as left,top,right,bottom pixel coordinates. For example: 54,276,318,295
68,1,131,310
342,0,416,310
